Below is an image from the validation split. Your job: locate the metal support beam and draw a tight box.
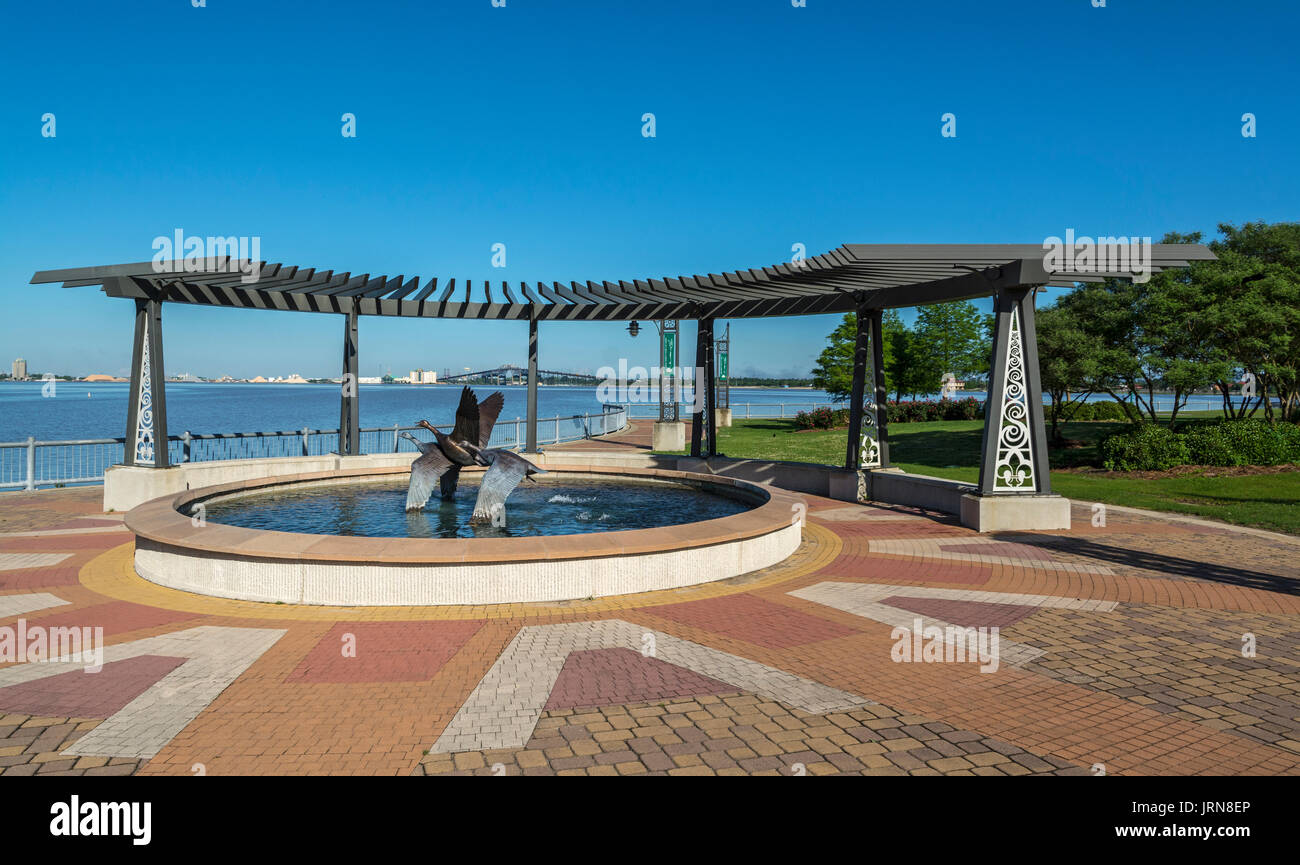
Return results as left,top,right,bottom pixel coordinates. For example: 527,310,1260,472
845,307,888,470
124,296,169,468
525,314,539,452
704,319,718,457
337,306,360,456
691,318,717,458
689,320,709,457
1019,289,1051,493
845,306,870,470
978,287,1048,493
715,323,730,409
658,319,679,422
870,308,890,468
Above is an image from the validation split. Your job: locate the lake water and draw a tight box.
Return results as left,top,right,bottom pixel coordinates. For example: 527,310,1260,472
198,476,753,539
0,381,1261,443
0,382,834,442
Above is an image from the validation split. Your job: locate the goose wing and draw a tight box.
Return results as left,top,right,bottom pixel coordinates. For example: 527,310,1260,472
406,447,453,511
451,386,481,448
476,391,505,447
470,451,542,524
439,464,461,500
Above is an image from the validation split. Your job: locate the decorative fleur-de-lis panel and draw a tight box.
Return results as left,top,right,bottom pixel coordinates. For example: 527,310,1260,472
858,330,881,469
993,305,1035,490
134,317,155,465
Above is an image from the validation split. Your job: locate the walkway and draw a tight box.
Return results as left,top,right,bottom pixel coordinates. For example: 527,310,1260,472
1,446,1298,776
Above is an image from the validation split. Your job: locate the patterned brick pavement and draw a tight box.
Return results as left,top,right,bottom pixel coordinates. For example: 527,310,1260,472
1,481,1299,776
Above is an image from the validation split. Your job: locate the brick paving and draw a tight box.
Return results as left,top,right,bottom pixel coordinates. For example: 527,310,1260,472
0,712,142,776
0,474,1298,776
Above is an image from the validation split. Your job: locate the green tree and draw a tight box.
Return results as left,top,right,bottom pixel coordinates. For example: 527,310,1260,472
810,309,904,402
1036,305,1101,440
915,301,989,387
810,314,857,401
1204,221,1300,422
885,325,940,400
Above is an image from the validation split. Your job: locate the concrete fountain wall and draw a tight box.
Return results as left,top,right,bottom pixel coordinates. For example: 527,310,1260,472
124,465,804,606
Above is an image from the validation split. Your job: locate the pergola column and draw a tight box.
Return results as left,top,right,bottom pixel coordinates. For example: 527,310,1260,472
977,286,1051,494
690,318,716,458
525,314,539,452
845,306,888,470
870,308,891,468
337,306,360,456
124,296,170,468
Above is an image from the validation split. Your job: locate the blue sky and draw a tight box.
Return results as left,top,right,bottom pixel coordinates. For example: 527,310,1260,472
1,0,1296,380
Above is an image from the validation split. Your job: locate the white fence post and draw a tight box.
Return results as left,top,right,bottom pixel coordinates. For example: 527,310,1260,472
25,437,36,491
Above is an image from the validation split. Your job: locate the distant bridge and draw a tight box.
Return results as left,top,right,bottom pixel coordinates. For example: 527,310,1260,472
440,366,600,385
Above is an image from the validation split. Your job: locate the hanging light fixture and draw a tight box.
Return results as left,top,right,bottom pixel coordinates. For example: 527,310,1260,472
627,320,640,337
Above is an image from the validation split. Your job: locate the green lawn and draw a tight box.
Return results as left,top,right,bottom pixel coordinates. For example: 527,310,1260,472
670,418,1300,535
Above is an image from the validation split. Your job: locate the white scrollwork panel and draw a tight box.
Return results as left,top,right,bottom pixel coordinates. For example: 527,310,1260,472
134,316,155,466
992,304,1035,490
858,331,882,469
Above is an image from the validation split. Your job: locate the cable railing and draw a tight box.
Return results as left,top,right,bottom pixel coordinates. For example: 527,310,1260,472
628,395,1278,418
625,401,836,420
0,406,627,491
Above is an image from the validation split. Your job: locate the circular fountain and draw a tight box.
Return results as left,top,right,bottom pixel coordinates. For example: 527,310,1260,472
124,464,803,606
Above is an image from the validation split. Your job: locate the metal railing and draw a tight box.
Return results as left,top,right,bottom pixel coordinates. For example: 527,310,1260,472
626,401,834,420
629,396,1277,418
0,406,627,491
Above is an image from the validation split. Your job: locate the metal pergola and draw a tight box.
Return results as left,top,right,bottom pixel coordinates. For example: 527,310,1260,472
31,243,1214,495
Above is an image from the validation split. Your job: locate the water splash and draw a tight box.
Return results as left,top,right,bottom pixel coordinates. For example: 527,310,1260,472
548,494,596,504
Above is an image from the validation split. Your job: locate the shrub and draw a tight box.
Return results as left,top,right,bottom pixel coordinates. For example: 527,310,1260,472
793,410,814,430
1181,423,1241,466
1089,401,1128,421
1100,424,1190,471
1067,402,1094,421
946,396,982,420
1182,419,1300,467
810,407,835,429
878,398,983,423
1064,400,1126,422
1099,419,1300,470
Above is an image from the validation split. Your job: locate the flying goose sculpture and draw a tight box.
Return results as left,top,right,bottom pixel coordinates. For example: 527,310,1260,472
403,386,505,511
461,442,547,526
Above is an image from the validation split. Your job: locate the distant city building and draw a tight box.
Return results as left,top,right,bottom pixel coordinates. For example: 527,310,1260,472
83,373,127,382
12,358,27,380
409,368,438,384
357,376,382,385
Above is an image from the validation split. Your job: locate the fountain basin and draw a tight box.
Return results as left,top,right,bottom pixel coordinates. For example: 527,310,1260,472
124,464,804,606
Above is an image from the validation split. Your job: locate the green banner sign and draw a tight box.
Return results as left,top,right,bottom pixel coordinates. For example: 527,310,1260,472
718,351,728,380
663,331,676,371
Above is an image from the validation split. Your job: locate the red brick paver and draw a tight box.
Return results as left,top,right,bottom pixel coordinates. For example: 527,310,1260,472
3,471,1300,777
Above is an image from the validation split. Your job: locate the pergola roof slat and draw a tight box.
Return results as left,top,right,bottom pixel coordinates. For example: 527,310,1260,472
31,243,1215,321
